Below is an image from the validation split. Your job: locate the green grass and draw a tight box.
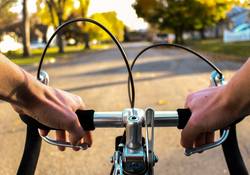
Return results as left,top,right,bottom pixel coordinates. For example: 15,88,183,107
186,39,250,62
5,44,113,65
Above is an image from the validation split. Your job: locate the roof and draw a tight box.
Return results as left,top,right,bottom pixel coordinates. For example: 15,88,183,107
227,6,249,18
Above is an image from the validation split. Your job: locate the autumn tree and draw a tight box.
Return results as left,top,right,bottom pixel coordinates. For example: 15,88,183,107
88,12,124,42
0,0,18,34
36,0,90,53
133,0,241,43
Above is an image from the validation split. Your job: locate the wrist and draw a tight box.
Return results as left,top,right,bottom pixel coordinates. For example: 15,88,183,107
220,83,249,119
14,72,46,112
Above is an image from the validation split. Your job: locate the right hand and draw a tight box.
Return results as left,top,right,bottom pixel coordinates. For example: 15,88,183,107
181,86,240,149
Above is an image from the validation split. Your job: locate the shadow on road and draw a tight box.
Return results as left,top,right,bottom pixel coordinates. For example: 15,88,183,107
60,57,240,78
64,72,175,92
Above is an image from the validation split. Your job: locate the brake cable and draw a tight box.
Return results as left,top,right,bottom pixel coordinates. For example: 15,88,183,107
127,42,222,103
37,18,136,108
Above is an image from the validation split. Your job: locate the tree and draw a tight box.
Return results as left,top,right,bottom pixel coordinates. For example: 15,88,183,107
36,0,90,53
192,0,233,39
22,0,31,57
133,0,240,43
0,0,18,32
87,12,124,42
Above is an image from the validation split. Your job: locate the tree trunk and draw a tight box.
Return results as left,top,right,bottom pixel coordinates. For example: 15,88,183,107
215,23,220,38
83,33,90,50
174,28,184,44
174,30,179,44
199,28,206,39
57,13,64,53
124,27,129,42
180,30,184,44
22,0,30,57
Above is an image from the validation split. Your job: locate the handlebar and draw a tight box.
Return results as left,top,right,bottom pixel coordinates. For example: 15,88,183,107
20,108,189,130
20,107,229,156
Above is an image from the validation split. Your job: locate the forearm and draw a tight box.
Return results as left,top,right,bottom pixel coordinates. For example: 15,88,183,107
0,53,44,108
222,58,250,117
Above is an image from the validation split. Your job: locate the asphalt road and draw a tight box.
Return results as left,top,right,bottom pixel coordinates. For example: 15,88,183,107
0,42,249,175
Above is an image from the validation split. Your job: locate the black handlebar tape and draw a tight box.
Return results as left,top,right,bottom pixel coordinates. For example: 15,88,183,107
76,110,95,131
177,108,192,129
19,110,95,131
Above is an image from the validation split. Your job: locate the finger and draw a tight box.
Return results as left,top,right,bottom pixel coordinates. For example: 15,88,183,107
10,104,24,114
73,139,81,151
75,96,86,110
194,133,206,148
56,130,66,151
205,132,215,144
83,131,93,147
181,117,203,148
184,94,193,108
39,129,50,136
68,125,86,148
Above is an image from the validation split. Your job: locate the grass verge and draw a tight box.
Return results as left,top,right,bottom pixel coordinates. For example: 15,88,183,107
186,39,250,62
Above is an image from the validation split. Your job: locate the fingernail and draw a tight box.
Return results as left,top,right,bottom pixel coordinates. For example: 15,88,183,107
73,147,80,151
58,147,65,151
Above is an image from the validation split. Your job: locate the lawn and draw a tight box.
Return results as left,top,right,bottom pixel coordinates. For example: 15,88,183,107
5,44,113,65
186,39,250,62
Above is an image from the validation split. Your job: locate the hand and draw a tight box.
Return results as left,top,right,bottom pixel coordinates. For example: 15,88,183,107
181,86,239,149
12,85,92,151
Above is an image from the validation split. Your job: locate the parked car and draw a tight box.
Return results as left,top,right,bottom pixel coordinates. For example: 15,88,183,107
152,33,169,44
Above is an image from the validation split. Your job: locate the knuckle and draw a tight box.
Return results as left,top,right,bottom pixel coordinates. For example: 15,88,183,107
186,93,194,104
189,115,205,133
188,117,199,130
74,95,86,110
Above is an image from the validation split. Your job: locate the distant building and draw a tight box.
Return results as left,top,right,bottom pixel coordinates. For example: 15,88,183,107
223,6,250,43
227,6,250,28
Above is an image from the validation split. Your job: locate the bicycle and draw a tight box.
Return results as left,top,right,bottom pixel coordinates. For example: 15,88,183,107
17,18,248,175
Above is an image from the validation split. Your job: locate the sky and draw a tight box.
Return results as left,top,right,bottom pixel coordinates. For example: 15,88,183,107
88,0,148,30
10,0,148,30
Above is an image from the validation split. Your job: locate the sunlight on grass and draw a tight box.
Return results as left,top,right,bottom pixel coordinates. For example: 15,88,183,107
5,44,113,65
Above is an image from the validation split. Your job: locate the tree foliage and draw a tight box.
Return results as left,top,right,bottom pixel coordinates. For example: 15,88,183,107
36,1,124,50
0,0,18,29
36,0,90,52
133,0,242,43
87,12,124,41
36,0,89,27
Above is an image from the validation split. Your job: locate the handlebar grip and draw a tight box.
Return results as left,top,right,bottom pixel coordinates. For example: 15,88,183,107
177,108,192,129
19,110,95,131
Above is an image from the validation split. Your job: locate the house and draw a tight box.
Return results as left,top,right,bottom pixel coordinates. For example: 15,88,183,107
227,6,250,28
223,6,250,43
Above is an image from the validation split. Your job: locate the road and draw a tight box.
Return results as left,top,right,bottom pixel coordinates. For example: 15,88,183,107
0,42,249,175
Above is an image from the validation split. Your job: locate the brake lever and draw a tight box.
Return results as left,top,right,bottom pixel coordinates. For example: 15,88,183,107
41,135,89,150
185,129,229,156
184,71,229,156
145,108,155,170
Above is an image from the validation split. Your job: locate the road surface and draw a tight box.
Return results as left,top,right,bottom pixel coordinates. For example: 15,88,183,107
0,42,249,175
